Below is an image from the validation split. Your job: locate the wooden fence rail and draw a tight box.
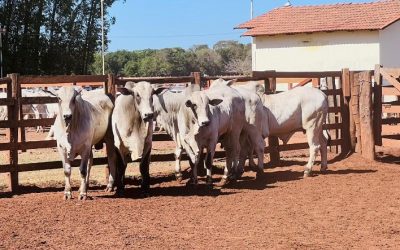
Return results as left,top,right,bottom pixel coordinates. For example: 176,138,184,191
0,70,356,192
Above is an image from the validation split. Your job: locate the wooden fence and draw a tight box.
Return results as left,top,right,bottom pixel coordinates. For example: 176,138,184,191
0,70,354,192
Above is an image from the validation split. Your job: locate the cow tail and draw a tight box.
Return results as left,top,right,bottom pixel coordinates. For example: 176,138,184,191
323,129,331,146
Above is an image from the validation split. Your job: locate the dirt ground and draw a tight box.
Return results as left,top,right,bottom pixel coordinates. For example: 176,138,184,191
0,126,400,249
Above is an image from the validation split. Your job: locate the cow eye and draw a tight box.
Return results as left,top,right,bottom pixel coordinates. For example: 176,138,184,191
135,93,141,103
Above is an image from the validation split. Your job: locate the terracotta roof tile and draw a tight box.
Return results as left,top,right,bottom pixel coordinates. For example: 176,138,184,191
236,0,400,36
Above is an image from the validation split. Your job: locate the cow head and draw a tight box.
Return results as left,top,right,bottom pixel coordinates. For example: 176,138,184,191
210,78,237,88
119,81,166,122
185,91,222,128
44,87,82,127
57,87,82,127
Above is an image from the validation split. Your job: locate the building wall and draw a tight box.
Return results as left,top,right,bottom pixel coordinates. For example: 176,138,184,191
380,20,400,68
253,31,380,72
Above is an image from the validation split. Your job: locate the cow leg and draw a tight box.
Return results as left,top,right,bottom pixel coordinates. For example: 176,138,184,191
174,146,183,182
254,137,266,180
248,146,257,170
115,150,127,197
320,130,328,172
63,159,73,200
58,146,72,200
46,125,54,140
237,134,248,178
304,128,321,177
139,149,151,197
220,137,232,185
78,150,91,200
205,144,216,186
104,127,117,192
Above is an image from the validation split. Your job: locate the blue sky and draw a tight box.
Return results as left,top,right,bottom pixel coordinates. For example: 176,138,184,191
107,0,373,51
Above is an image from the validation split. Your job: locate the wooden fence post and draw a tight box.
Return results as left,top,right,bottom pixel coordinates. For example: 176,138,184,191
341,68,351,154
106,74,116,97
359,71,375,160
264,74,280,165
19,81,26,152
348,71,357,152
191,72,201,88
7,73,19,192
352,73,362,153
373,65,383,146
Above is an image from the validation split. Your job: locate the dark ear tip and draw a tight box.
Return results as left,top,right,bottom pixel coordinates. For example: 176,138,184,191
185,100,192,107
154,87,166,95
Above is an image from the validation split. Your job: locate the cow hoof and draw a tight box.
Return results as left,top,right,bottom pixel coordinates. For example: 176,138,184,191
115,189,125,197
217,177,229,187
235,169,245,179
63,191,72,200
78,193,87,201
105,185,115,192
186,180,198,187
256,171,265,180
303,170,312,177
320,166,328,173
176,174,183,183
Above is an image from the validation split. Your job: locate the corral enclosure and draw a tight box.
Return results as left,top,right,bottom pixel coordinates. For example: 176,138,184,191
1,67,400,249
1,66,400,191
0,70,352,191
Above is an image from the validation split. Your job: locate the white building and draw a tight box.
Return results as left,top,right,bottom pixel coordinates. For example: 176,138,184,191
236,0,400,72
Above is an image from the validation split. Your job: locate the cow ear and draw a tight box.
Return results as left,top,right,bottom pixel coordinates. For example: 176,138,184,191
42,88,57,97
185,100,193,107
75,92,83,102
209,99,223,106
124,81,136,90
118,87,133,95
153,87,167,95
226,79,237,86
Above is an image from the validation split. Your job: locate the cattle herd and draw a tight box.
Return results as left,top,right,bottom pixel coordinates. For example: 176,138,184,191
4,79,330,200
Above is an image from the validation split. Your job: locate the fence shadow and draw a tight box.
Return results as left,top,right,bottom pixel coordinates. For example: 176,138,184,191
0,184,106,199
376,152,400,165
381,134,400,140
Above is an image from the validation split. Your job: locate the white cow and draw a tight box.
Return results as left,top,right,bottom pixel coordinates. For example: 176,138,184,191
231,84,269,178
240,82,329,177
112,81,165,196
152,84,200,181
178,79,246,185
48,87,115,200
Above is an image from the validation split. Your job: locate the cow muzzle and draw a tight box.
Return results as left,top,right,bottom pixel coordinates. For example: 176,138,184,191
63,114,72,126
199,120,210,127
143,112,154,122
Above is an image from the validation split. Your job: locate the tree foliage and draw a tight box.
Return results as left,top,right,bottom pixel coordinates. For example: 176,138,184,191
91,40,251,77
0,0,120,75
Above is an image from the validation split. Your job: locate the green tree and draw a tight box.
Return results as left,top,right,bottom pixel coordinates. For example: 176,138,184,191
0,0,121,75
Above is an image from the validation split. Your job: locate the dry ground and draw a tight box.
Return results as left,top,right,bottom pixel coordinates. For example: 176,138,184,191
0,126,399,249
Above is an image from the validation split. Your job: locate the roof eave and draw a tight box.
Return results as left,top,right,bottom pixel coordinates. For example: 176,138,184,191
381,17,400,30
243,28,383,37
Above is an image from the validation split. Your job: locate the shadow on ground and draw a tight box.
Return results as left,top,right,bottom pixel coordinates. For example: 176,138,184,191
0,156,379,199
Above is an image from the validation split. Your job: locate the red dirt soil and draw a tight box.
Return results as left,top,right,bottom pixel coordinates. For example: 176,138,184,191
1,127,400,249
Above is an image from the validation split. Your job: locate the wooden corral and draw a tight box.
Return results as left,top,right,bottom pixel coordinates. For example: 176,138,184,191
0,68,387,192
